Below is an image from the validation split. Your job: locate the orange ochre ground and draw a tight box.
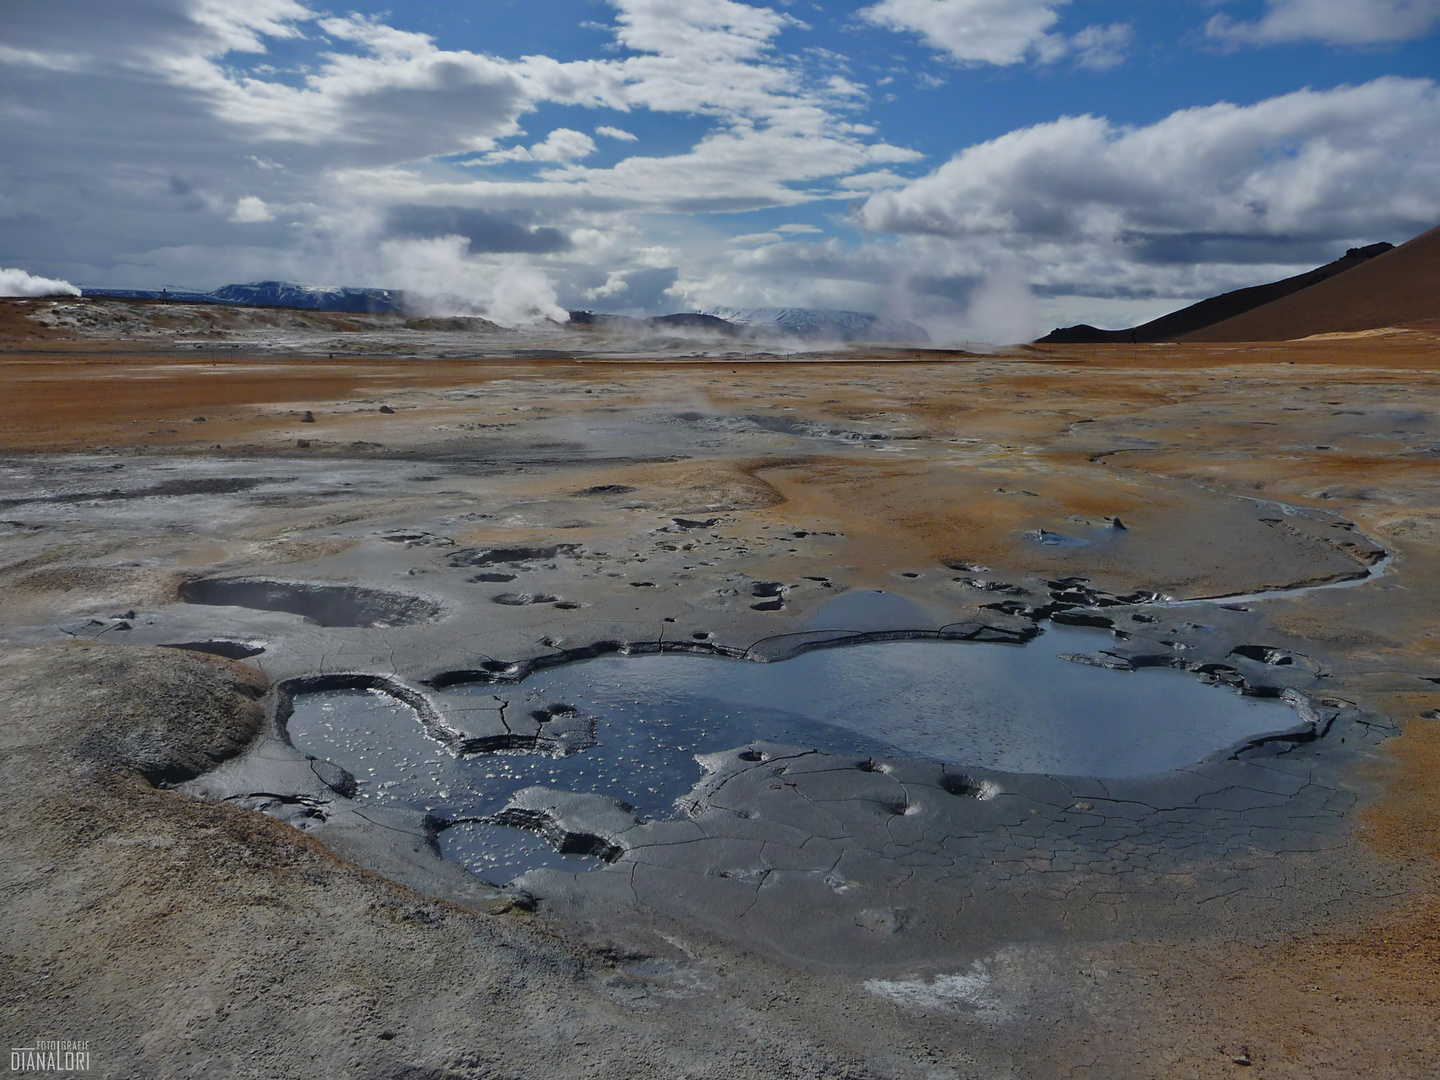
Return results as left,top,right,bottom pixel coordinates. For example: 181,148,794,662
3,315,1438,1076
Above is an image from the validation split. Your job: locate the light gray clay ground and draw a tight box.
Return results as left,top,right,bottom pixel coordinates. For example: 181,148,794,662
2,310,1439,1078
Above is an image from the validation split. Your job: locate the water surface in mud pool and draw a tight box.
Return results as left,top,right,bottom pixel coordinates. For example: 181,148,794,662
286,622,1293,884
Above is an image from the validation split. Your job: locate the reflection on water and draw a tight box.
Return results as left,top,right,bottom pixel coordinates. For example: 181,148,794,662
286,621,1291,884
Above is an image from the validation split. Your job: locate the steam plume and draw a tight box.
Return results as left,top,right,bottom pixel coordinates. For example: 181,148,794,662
965,263,1038,345
378,236,568,326
0,267,81,297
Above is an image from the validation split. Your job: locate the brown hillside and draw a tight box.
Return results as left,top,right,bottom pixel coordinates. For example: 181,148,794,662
1183,222,1440,341
1036,242,1393,344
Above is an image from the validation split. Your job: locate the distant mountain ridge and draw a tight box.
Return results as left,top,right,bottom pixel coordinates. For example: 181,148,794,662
1038,243,1395,344
78,281,931,343
209,281,404,313
83,280,405,314
703,306,930,343
566,310,742,335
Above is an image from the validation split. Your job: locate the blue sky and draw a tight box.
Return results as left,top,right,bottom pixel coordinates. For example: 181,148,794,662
2,1,1438,338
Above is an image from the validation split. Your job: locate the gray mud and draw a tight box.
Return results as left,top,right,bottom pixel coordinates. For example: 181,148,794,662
5,351,1437,1076
286,619,1294,883
178,577,442,628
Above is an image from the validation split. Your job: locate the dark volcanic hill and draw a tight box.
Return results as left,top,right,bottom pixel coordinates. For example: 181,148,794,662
1183,223,1440,341
1038,242,1394,344
567,310,742,335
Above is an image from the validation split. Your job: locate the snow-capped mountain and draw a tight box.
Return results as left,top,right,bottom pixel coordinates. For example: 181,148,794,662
701,307,929,343
82,281,406,314
207,281,405,314
75,283,930,344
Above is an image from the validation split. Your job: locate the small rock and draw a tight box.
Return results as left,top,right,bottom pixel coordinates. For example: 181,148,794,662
309,757,358,798
378,404,395,414
300,410,315,423
296,439,310,448
503,887,537,911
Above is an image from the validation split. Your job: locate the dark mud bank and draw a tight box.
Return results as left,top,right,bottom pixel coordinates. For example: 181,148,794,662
178,577,443,628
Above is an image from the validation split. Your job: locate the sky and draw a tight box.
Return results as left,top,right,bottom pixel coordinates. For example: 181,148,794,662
1,0,1438,339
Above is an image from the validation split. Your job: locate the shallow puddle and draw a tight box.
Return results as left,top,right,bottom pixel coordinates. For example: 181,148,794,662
285,620,1293,885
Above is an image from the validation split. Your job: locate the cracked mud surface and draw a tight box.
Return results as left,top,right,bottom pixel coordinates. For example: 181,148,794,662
2,313,1439,1078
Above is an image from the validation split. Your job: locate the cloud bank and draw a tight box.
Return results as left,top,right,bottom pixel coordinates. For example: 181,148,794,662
858,0,1132,69
1207,0,1440,47
0,1,1436,339
857,78,1440,282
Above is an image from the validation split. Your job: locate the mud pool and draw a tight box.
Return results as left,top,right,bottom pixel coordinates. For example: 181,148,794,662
285,621,1295,884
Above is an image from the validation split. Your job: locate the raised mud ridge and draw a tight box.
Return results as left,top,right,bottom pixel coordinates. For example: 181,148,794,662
424,619,1038,691
276,672,594,758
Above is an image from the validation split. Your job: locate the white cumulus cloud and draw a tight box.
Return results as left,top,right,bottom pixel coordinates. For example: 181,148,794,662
231,195,275,222
859,0,1133,70
612,0,797,63
484,128,598,164
832,76,1440,335
858,77,1440,255
0,267,81,296
1207,0,1440,47
859,0,1069,66
1071,23,1133,71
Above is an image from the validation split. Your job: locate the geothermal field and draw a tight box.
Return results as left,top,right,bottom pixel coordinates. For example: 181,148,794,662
2,226,1439,1078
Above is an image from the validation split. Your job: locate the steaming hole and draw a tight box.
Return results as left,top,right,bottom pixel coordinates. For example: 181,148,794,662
284,621,1296,886
492,593,560,606
940,773,982,797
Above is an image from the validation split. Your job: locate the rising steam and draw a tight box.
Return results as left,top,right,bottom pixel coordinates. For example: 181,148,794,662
965,263,1038,346
378,236,568,326
0,267,81,298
